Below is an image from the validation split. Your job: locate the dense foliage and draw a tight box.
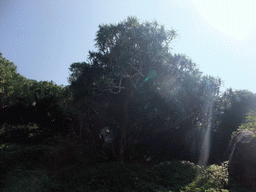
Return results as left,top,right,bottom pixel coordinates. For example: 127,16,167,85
68,17,224,161
232,110,256,138
1,17,256,191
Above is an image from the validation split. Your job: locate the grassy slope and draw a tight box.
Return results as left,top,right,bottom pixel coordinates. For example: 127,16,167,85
0,137,251,192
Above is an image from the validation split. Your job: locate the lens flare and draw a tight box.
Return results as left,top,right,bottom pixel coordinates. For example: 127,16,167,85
197,82,215,175
144,70,157,82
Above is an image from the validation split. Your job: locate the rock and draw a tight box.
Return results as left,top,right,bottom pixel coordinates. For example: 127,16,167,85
227,130,256,191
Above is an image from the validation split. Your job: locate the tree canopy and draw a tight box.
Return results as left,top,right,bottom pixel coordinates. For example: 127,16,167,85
1,17,256,165
68,17,223,160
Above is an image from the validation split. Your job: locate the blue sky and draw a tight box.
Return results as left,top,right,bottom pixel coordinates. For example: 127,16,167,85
1,0,255,93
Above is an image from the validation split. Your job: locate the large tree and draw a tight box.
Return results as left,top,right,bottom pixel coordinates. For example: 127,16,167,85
68,17,222,161
87,17,179,158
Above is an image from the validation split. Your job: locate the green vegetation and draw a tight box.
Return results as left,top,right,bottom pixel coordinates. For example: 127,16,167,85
0,141,248,191
232,110,256,138
1,17,256,191
182,162,229,191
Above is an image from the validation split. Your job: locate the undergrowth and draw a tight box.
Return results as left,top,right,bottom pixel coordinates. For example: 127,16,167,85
0,136,251,191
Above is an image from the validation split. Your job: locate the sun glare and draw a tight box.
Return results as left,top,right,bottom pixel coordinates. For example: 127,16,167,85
191,0,256,41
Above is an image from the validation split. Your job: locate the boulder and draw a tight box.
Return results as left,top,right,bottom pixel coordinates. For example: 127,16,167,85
227,130,256,191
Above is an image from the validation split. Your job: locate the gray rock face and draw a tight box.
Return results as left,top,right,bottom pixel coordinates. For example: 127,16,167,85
227,130,256,191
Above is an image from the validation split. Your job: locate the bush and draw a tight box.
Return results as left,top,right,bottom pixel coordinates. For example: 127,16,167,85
153,160,198,191
181,161,229,191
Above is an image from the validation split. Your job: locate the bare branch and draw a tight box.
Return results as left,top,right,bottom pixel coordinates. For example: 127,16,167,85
128,62,144,77
129,78,137,88
96,77,125,95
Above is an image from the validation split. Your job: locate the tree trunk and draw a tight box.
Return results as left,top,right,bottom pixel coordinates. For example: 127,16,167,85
78,114,85,145
118,87,134,160
119,97,129,159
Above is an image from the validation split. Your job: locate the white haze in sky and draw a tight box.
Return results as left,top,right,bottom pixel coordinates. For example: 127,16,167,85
192,0,256,41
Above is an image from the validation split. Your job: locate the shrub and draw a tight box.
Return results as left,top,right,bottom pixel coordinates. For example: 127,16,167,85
181,161,229,191
152,160,198,191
